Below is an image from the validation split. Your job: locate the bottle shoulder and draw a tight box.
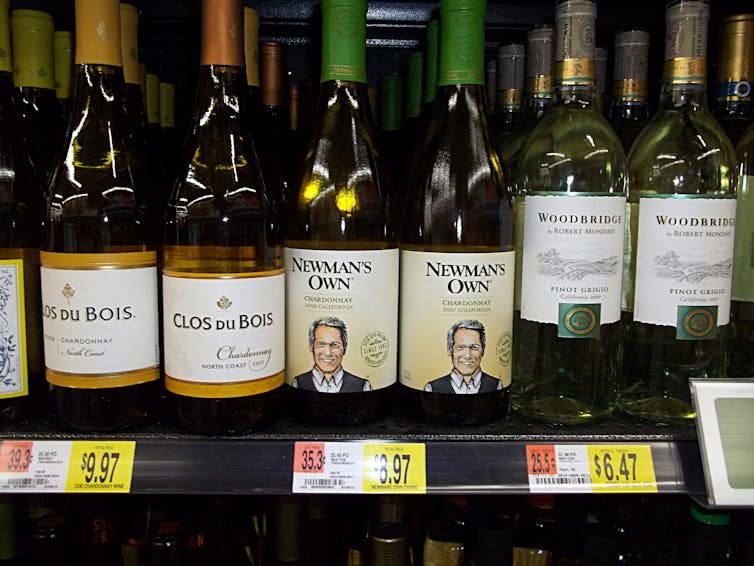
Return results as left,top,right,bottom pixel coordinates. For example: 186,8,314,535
516,105,627,194
628,107,738,196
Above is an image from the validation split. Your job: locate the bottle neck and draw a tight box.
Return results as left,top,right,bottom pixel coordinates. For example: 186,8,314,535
191,64,246,124
70,63,127,117
553,82,596,110
659,80,707,111
317,79,374,128
522,95,551,121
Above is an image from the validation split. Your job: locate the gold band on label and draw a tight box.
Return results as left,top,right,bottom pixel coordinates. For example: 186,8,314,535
664,57,706,84
47,366,160,388
162,245,259,272
165,371,284,398
41,251,157,270
162,267,284,280
325,64,365,82
440,70,485,84
613,78,647,99
526,76,553,97
556,59,595,85
498,89,522,107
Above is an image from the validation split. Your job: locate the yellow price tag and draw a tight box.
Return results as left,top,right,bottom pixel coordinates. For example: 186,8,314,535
363,443,426,494
588,445,657,493
65,441,136,493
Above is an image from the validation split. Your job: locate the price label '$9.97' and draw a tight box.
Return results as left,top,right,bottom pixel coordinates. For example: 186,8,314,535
65,441,136,493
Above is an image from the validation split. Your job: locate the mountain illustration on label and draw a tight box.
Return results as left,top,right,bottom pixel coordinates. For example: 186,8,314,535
654,251,731,283
536,248,617,281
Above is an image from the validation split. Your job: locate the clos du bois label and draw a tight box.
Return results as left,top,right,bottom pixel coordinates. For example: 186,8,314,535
0,260,27,398
520,194,626,338
633,196,736,339
162,271,285,396
399,250,514,393
284,248,398,393
40,252,159,383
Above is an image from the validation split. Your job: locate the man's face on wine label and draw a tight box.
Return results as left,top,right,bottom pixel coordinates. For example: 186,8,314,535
312,325,345,376
450,328,484,377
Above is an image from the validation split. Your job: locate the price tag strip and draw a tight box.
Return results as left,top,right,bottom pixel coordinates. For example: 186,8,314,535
527,444,657,493
292,441,426,494
0,440,135,493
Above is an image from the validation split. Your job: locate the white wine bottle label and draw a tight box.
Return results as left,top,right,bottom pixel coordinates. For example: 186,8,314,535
399,250,514,392
0,259,28,399
162,270,285,398
634,196,735,339
733,175,754,302
520,194,626,337
285,247,398,392
40,251,159,387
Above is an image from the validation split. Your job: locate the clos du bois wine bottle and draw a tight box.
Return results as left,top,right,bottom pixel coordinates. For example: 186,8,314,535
163,0,283,434
42,0,160,431
120,4,148,154
10,9,59,182
285,0,396,424
619,0,737,423
731,124,754,376
608,30,651,152
712,14,754,147
400,0,513,424
0,0,44,422
512,0,627,424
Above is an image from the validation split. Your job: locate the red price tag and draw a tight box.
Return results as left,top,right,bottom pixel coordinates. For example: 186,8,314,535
293,442,326,474
0,441,33,473
526,445,557,476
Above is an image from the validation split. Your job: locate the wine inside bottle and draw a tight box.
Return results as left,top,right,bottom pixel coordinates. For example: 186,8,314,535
42,0,160,431
285,0,397,424
399,0,512,425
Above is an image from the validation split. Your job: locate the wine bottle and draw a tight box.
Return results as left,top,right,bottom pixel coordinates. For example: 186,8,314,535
120,4,148,153
594,46,608,113
498,24,554,184
423,497,466,566
495,43,525,147
0,497,21,566
369,522,410,566
378,72,403,182
486,59,496,112
400,0,512,424
404,51,423,145
683,504,731,566
731,124,754,376
285,0,396,424
145,72,161,149
10,8,59,182
270,497,305,566
608,30,651,152
619,0,737,423
159,81,180,180
76,496,122,566
0,0,44,422
512,0,627,424
42,0,160,431
712,14,754,147
243,7,260,109
162,0,283,434
53,30,72,117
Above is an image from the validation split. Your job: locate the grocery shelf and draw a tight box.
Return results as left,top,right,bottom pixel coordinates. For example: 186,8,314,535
0,406,705,495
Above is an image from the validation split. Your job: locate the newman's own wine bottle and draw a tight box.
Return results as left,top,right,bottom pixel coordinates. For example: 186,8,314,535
0,0,44,422
619,0,737,423
42,0,160,431
512,0,627,424
163,0,283,434
400,0,512,424
285,0,396,424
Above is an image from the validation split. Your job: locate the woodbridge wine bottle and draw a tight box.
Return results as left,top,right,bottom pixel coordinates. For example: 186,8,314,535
619,0,737,423
400,0,513,424
285,0,397,424
0,0,44,422
162,0,283,434
494,43,525,150
512,0,627,424
42,0,160,431
10,8,60,182
608,30,651,152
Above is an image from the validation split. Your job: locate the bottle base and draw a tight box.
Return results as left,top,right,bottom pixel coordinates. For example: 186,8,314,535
53,380,158,432
405,385,509,425
174,387,282,434
618,396,696,425
286,384,390,425
512,395,614,425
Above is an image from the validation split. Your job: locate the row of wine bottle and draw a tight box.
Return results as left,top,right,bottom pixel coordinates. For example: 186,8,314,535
1,492,750,565
1,0,753,434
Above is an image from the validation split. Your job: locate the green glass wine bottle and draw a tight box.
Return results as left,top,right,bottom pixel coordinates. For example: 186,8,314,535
400,0,513,424
42,0,160,431
619,0,737,423
162,0,283,434
511,0,627,424
494,43,524,149
285,0,396,424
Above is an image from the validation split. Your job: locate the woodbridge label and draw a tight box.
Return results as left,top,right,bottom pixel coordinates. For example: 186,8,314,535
634,197,735,339
40,252,159,383
0,260,28,399
399,250,514,393
162,271,284,397
285,248,398,392
733,176,754,302
521,195,626,337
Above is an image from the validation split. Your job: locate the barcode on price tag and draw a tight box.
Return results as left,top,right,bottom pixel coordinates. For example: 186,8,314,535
527,445,592,493
0,440,72,492
292,442,362,493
